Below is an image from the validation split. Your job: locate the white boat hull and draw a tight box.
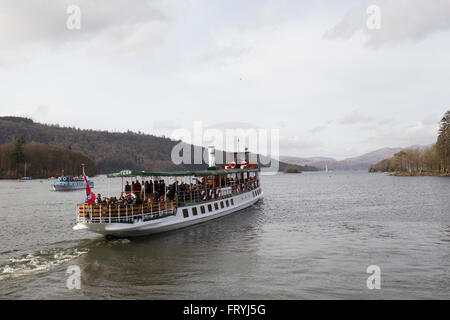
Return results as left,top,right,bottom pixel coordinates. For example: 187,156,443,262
53,181,94,191
73,188,263,238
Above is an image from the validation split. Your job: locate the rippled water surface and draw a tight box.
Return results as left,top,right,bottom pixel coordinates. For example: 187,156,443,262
0,172,449,299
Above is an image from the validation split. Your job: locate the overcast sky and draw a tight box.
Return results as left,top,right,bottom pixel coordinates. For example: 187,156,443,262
1,0,449,160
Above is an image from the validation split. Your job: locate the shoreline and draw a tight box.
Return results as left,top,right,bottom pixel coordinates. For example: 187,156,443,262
388,172,450,177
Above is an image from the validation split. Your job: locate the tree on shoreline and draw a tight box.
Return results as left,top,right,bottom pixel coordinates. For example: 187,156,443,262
11,136,26,170
0,141,97,179
436,111,450,172
369,110,450,174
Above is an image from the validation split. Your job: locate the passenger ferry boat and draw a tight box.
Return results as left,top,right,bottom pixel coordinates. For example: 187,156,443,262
53,176,94,191
73,147,263,238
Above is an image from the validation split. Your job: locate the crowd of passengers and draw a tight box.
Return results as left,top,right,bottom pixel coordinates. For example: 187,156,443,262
92,176,259,206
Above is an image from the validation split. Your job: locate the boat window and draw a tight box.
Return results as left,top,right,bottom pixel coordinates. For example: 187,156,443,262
208,204,213,212
200,206,206,214
214,203,219,210
183,208,189,218
231,199,234,205
226,200,229,207
192,207,198,216
220,201,224,209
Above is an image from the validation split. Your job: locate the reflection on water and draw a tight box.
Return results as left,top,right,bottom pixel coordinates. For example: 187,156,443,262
0,172,449,299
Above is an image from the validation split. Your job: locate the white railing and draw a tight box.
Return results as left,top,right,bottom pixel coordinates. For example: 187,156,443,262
77,201,177,224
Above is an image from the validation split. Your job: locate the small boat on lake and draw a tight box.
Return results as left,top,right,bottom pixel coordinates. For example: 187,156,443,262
53,176,94,191
73,147,263,238
20,162,32,181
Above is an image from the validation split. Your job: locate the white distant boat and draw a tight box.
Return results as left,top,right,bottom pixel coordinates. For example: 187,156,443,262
20,162,32,181
53,176,94,191
73,146,263,238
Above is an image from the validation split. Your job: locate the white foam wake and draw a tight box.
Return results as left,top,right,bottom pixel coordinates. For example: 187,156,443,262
0,247,88,281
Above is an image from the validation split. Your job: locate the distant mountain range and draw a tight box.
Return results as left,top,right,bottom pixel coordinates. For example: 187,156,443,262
280,146,430,171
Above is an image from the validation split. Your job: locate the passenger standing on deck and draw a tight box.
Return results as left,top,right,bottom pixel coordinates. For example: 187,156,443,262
136,180,142,197
149,180,154,194
125,181,131,193
154,180,160,200
159,180,165,200
144,181,151,197
179,182,186,201
168,183,176,200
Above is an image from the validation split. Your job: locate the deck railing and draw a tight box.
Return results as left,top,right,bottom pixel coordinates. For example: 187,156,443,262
77,200,177,224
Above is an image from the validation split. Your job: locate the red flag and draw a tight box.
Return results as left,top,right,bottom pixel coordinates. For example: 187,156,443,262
83,168,95,205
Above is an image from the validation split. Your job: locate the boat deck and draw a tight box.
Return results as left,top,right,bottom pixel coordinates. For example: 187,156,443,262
77,201,177,224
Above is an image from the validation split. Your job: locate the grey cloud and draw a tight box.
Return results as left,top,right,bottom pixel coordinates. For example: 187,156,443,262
338,110,375,125
0,0,188,52
279,136,321,152
311,125,326,134
324,0,450,47
207,122,262,130
363,120,438,147
33,105,49,118
151,119,182,130
258,0,292,23
199,46,252,67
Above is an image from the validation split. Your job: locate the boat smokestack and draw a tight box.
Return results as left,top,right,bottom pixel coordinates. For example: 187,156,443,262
208,146,216,168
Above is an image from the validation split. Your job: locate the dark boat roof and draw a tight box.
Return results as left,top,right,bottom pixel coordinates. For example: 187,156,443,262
107,167,259,178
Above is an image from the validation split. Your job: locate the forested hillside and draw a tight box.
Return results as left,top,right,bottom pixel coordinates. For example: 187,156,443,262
0,116,312,175
0,139,97,179
0,117,184,173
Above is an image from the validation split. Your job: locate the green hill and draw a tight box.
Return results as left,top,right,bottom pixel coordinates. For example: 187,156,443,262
0,116,183,173
0,139,97,179
0,116,315,175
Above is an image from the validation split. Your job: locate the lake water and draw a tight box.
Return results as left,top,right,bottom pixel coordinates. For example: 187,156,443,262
0,172,449,299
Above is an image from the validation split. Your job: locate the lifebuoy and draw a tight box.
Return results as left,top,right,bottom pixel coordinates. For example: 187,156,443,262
241,184,246,191
126,193,137,205
240,161,247,169
201,190,207,201
236,185,240,192
209,189,215,199
230,162,236,169
215,189,221,198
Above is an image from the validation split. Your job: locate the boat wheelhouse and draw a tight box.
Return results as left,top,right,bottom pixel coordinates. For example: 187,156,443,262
73,148,263,238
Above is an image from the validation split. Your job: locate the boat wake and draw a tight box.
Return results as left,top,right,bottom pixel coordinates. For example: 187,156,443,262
106,239,131,246
0,247,89,281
